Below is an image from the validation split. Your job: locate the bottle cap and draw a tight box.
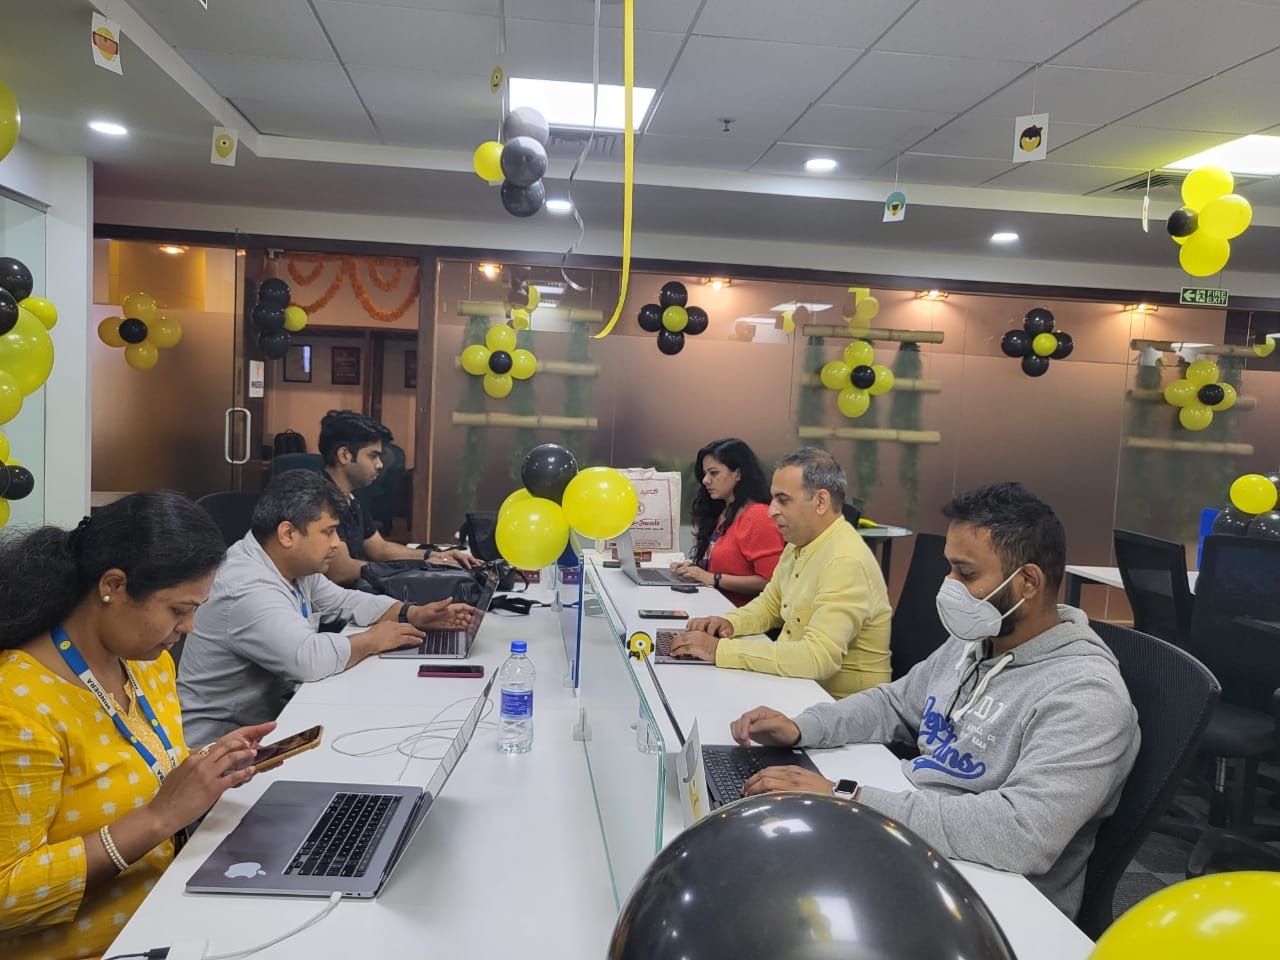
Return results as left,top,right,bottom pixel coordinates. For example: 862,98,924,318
511,640,528,654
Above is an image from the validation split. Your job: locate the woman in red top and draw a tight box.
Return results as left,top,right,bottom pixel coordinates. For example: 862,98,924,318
671,438,784,607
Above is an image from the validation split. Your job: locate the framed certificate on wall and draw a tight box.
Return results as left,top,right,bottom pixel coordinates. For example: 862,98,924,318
331,346,361,385
283,344,312,383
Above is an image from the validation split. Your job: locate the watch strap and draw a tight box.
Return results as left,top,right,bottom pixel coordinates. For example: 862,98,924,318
398,603,414,624
713,572,722,588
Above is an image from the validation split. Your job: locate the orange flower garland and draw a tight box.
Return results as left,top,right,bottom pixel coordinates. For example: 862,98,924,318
284,254,420,323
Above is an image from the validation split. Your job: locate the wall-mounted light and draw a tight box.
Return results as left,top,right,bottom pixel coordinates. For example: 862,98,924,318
158,244,188,256
477,263,501,281
916,290,948,301
1125,303,1159,314
704,277,731,291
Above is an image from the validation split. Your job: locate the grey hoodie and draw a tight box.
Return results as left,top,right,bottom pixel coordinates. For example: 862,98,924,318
793,605,1139,917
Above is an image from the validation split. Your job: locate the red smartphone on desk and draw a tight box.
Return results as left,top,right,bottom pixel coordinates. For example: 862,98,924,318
418,664,484,678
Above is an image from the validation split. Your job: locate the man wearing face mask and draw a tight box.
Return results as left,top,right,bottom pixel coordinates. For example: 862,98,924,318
729,482,1139,918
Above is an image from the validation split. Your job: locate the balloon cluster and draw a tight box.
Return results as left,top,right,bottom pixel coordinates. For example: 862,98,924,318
508,281,540,330
1166,166,1253,277
0,433,34,528
1212,473,1280,541
98,292,183,370
472,107,550,218
819,340,894,418
496,444,639,570
637,282,708,355
460,323,537,399
842,286,881,328
0,256,56,425
1162,358,1236,431
1000,307,1073,377
251,278,308,360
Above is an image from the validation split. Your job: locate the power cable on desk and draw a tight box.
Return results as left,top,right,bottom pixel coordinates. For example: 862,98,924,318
329,693,495,781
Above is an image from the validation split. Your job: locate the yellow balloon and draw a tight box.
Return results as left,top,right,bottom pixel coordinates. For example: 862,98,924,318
1231,474,1279,515
1032,332,1058,357
472,140,504,182
837,386,870,419
125,341,159,370
662,305,688,332
1162,379,1197,407
820,360,850,390
483,372,513,398
461,344,491,376
1254,339,1276,359
1178,404,1213,432
498,487,532,521
1090,872,1280,960
1197,193,1252,241
562,467,639,540
485,323,517,353
98,315,126,348
854,296,880,323
283,305,308,332
0,309,55,395
511,308,530,330
868,364,895,396
148,314,183,349
781,309,796,334
0,431,8,461
510,348,537,380
0,80,18,164
1171,233,1187,245
121,291,157,324
19,297,56,330
1185,359,1219,386
525,286,540,311
0,370,22,425
1213,382,1238,411
495,496,570,570
1178,234,1230,277
0,498,9,528
1181,165,1233,211
843,340,874,368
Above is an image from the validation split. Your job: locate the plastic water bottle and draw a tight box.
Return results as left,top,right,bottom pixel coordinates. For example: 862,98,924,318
498,640,535,753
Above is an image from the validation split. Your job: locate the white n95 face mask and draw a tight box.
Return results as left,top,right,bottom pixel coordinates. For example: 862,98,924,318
935,568,1025,641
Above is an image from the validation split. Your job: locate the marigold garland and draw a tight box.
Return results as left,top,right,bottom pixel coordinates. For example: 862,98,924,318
284,254,421,323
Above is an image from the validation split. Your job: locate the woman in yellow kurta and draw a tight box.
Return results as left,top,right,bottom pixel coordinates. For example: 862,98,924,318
0,493,277,960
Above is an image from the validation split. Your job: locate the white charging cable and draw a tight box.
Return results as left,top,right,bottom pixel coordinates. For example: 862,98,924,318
329,693,494,780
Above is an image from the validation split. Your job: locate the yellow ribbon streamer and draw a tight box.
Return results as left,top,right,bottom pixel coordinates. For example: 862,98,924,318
594,0,634,338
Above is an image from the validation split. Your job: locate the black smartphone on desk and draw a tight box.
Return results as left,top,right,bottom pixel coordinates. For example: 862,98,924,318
671,584,699,594
418,664,484,678
638,609,689,620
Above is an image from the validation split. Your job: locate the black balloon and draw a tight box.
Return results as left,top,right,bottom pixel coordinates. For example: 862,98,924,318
1213,506,1253,536
501,178,546,218
609,794,1015,960
637,303,663,333
488,349,513,375
1264,473,1280,492
252,301,286,333
258,278,291,307
500,136,549,188
851,364,876,389
1052,332,1074,360
685,305,709,336
659,281,688,309
521,443,578,502
1197,383,1225,407
1023,307,1055,335
259,330,290,360
657,329,685,355
0,289,17,336
4,465,34,501
0,462,8,498
1167,207,1199,238
1247,511,1280,541
118,317,149,344
1000,329,1031,357
1022,354,1050,377
0,257,33,302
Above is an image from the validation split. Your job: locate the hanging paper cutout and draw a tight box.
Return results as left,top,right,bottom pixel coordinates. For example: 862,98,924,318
91,14,123,75
211,127,239,166
1013,113,1048,162
883,190,907,223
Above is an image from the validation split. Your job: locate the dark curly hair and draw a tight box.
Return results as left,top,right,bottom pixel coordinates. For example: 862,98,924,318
691,438,772,566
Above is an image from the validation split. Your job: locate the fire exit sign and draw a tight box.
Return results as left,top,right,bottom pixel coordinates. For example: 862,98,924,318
1180,287,1229,307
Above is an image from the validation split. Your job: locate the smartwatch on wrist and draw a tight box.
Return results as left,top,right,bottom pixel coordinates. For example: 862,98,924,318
833,778,859,800
398,603,415,624
713,572,723,589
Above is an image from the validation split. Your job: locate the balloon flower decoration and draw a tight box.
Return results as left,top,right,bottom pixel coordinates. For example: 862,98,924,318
460,323,537,398
251,278,308,360
819,340,894,418
637,282,708,355
1166,166,1253,277
473,107,550,218
1161,358,1237,431
0,433,35,529
495,444,639,570
843,286,881,328
98,292,184,370
1211,472,1280,540
0,255,56,424
1000,307,1073,377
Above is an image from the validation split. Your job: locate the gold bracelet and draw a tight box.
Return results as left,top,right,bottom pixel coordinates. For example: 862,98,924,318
99,825,129,873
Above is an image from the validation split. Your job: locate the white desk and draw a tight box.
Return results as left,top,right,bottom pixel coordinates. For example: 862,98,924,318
1064,564,1199,606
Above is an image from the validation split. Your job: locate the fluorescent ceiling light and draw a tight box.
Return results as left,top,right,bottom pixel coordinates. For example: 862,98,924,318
804,157,838,173
509,77,655,131
532,282,566,297
990,231,1019,244
771,302,832,313
1167,135,1280,176
545,199,573,214
88,120,128,136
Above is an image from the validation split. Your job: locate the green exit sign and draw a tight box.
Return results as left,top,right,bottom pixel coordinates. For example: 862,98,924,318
1180,286,1229,307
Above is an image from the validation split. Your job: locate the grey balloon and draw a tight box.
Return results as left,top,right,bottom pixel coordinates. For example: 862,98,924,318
609,793,1015,960
502,106,550,146
501,179,545,218
501,136,548,187
1247,511,1280,540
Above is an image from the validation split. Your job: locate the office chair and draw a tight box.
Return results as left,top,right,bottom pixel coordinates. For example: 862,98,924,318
195,491,258,548
889,533,952,679
270,451,323,478
1078,621,1218,938
1113,529,1196,649
357,440,407,533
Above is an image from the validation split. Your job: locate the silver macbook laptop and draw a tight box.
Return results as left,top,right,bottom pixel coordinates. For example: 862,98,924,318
616,530,699,588
652,628,714,666
381,571,498,659
186,673,495,899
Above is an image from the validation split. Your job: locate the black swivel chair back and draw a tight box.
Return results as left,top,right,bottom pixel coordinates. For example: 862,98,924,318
889,533,952,679
1078,621,1219,938
196,491,259,548
1113,529,1195,649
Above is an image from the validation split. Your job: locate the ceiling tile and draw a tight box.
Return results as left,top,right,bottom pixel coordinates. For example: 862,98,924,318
752,143,896,178
1123,76,1280,134
180,50,356,103
503,0,703,32
693,0,912,48
502,20,685,86
312,1,496,70
232,96,378,143
824,52,1030,113
326,0,498,9
912,115,1099,160
973,66,1197,125
787,104,952,152
636,134,772,169
346,64,497,148
1228,47,1280,83
1046,125,1237,167
982,162,1149,194
129,0,336,60
892,154,1017,186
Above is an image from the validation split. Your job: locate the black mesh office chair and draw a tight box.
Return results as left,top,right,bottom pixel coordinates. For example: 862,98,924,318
1113,529,1196,649
889,533,952,679
1078,621,1219,937
195,491,258,548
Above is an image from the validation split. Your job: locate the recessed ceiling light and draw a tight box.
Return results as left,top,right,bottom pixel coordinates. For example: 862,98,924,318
804,157,838,173
990,231,1019,244
477,262,501,280
704,277,731,290
1124,303,1159,314
88,120,128,137
509,77,655,131
157,244,187,256
1168,135,1280,176
545,199,573,215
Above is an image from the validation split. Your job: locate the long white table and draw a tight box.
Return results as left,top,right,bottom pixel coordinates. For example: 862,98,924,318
1064,563,1199,607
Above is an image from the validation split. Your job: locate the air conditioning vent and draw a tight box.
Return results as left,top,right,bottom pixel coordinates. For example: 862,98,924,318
1099,170,1267,196
547,129,618,158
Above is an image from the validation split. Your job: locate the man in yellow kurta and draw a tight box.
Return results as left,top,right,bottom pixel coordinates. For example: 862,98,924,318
671,448,892,698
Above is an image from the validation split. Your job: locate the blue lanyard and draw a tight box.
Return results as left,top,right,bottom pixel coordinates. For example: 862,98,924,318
51,626,179,784
292,584,309,620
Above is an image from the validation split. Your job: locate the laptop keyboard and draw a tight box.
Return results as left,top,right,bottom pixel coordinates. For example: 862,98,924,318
419,630,458,656
703,748,773,805
286,792,402,878
655,629,700,660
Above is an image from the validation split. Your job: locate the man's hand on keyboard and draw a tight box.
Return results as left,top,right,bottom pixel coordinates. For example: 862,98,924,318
684,616,734,638
730,706,801,748
743,765,834,798
668,630,719,662
408,599,475,631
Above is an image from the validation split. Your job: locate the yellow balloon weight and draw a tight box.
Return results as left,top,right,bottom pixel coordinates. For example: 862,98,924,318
511,308,530,330
1213,382,1238,411
662,305,688,333
121,292,157,324
461,344,491,376
1198,193,1252,240
854,296,880,323
283,305,308,332
483,372,513,398
837,386,870,419
148,314,183,349
0,80,18,164
1090,872,1280,960
495,497,570,570
19,296,57,330
525,286,540,311
0,370,22,425
1178,404,1213,432
0,431,8,461
498,487,532,521
843,340,875,368
485,323,517,353
510,348,537,380
868,364,895,396
98,315,126,348
1181,165,1233,211
1179,234,1230,278
820,360,851,391
1032,332,1058,357
1162,378,1197,407
472,141,504,182
1230,473,1279,515
0,309,55,395
0,498,9,528
1185,359,1219,386
562,467,640,540
125,341,159,370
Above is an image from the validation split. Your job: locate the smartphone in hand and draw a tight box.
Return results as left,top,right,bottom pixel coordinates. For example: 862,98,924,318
253,725,323,773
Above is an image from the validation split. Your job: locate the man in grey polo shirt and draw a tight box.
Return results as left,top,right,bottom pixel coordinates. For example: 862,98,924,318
179,470,473,747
